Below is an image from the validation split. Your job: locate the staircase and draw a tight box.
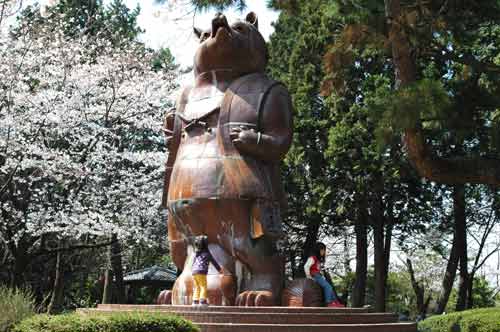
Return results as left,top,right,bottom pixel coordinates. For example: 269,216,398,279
79,304,417,332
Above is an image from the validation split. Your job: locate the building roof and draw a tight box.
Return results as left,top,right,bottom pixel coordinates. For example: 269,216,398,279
123,266,177,283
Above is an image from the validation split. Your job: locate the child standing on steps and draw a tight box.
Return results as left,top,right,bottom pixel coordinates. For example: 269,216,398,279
192,235,223,306
304,242,345,308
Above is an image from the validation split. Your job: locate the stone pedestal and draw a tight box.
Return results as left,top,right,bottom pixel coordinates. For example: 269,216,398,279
78,304,417,332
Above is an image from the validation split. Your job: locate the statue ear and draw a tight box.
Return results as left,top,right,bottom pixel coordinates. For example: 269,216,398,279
245,12,258,29
193,27,203,39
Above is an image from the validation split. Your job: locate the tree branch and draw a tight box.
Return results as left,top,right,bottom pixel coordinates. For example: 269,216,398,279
473,243,500,274
426,47,500,74
404,129,500,186
384,0,500,187
34,239,117,256
0,165,19,198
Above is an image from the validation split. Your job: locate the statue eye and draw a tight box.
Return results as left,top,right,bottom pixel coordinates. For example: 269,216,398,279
234,25,245,32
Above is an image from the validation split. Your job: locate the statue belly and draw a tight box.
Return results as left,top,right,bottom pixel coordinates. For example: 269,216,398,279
168,135,273,202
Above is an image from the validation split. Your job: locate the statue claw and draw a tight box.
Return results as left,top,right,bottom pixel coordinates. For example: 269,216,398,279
236,290,276,306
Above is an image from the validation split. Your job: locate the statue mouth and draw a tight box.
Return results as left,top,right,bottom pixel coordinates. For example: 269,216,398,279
211,14,231,38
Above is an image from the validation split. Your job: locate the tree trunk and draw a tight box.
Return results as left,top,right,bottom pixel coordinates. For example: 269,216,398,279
11,250,28,288
466,272,475,309
406,257,427,318
384,222,393,282
343,231,351,275
302,217,321,268
455,185,468,311
102,244,113,304
435,185,464,314
47,250,64,314
289,250,297,279
373,220,386,312
110,234,125,304
372,192,388,312
352,200,368,308
435,236,459,314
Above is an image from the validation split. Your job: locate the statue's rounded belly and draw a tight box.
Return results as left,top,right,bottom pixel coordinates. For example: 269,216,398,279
168,140,272,201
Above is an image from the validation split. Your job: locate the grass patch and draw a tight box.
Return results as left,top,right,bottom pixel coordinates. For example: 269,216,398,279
14,312,199,332
418,307,500,332
0,287,36,332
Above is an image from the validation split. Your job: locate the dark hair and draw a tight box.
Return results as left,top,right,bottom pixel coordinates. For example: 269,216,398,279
194,235,208,253
312,242,326,262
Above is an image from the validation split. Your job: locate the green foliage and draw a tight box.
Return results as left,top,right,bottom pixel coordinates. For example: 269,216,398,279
447,276,497,312
468,277,497,309
13,312,199,332
16,0,143,47
321,0,500,160
267,0,340,264
0,287,36,332
155,0,246,11
193,0,246,11
418,307,500,332
492,109,500,151
370,79,452,146
267,0,439,276
357,270,417,316
385,271,417,316
152,48,178,72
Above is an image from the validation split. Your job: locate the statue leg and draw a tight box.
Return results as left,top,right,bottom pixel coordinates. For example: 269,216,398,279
169,199,238,305
167,213,187,270
233,237,284,306
168,198,283,306
215,200,284,306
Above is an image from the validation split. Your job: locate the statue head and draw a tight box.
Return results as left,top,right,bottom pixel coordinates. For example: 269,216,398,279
192,12,268,77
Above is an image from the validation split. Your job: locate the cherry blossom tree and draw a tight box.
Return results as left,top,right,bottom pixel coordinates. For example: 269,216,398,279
0,9,177,286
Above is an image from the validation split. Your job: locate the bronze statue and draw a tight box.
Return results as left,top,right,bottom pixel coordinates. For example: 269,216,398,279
162,11,293,306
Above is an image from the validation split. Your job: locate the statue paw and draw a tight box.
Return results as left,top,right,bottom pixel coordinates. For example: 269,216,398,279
156,290,172,305
230,126,258,150
235,290,276,306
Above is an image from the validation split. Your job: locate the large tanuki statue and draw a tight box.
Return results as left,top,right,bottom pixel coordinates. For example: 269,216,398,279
162,12,293,306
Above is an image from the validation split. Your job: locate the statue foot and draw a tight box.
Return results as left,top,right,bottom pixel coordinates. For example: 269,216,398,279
235,290,276,306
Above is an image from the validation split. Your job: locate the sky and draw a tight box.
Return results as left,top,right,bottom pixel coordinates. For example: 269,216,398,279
120,0,280,68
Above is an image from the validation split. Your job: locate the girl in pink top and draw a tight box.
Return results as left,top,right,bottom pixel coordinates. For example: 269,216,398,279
304,242,344,307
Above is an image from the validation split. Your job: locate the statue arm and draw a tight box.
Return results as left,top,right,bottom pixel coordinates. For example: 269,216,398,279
161,87,190,208
230,85,293,162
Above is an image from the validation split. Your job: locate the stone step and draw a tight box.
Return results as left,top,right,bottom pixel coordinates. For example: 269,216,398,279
197,322,418,332
83,309,398,325
80,305,418,332
96,304,373,314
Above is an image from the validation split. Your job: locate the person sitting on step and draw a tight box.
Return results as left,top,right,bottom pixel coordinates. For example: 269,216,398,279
304,242,344,308
192,235,223,306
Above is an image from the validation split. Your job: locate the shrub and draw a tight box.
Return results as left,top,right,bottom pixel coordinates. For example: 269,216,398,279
418,307,500,332
14,312,199,332
0,287,36,332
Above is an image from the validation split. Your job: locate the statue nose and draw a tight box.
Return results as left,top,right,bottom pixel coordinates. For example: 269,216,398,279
211,12,230,37
212,12,228,26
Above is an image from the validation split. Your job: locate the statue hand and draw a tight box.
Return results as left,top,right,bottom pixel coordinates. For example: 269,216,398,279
230,126,258,150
